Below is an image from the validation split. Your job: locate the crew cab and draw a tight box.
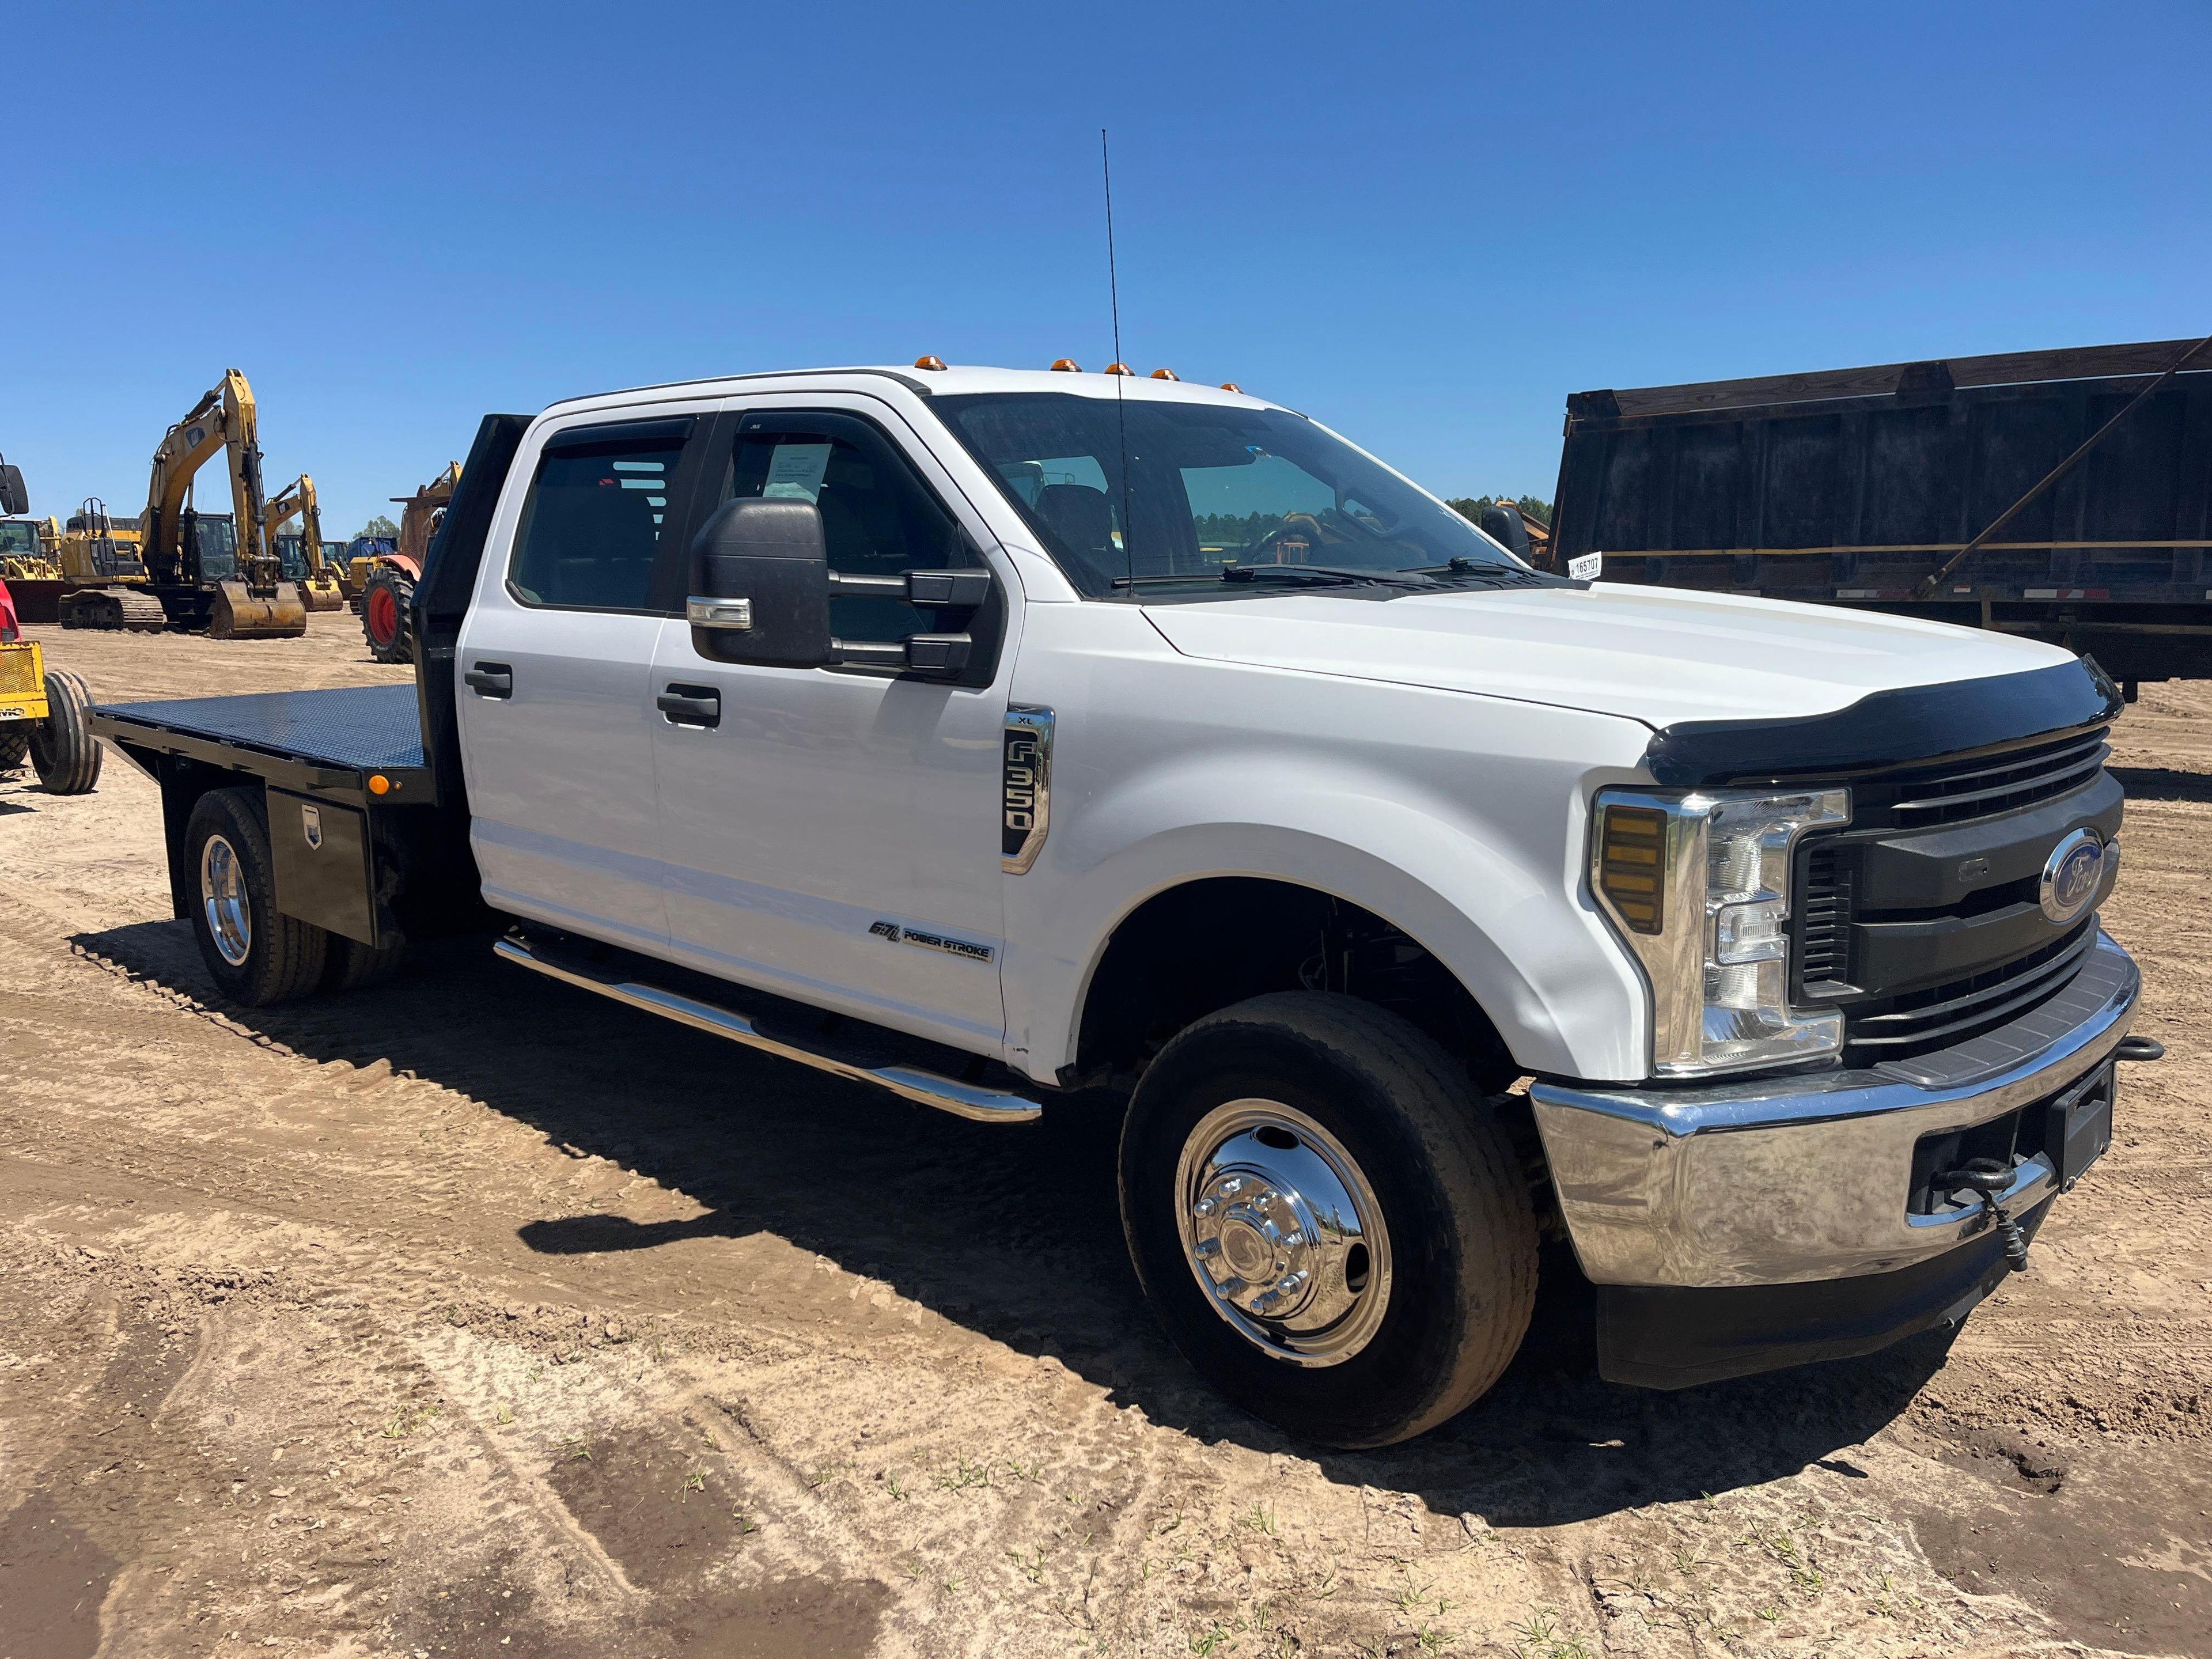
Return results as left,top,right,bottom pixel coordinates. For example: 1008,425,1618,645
89,363,2158,1447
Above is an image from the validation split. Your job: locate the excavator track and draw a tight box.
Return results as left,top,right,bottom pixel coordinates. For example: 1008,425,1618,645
59,588,168,632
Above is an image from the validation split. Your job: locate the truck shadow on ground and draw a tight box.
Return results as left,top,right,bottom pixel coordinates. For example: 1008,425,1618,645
78,918,1953,1529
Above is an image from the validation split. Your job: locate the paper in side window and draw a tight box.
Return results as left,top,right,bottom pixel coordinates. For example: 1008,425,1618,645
762,444,833,502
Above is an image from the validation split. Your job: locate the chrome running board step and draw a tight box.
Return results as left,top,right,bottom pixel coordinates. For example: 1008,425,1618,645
494,933,1041,1123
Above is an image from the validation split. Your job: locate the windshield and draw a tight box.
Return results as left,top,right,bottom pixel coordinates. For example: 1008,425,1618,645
0,521,39,557
194,516,237,582
934,393,1520,597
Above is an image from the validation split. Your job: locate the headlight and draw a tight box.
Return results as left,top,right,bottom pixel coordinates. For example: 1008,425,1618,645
1592,786,1851,1077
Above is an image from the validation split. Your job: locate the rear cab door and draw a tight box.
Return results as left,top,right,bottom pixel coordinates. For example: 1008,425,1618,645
453,399,719,949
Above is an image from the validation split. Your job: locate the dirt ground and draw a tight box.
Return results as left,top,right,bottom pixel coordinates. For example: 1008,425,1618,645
2,610,2207,1659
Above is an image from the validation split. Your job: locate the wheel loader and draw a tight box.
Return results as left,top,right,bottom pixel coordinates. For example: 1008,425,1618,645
0,469,101,796
60,369,307,638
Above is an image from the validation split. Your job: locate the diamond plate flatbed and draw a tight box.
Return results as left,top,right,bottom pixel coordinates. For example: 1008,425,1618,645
89,683,436,808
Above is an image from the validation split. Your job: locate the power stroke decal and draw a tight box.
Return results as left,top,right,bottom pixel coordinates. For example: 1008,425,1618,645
869,920,994,964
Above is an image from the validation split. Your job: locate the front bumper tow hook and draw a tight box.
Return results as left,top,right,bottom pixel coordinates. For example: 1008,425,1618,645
2115,1035,2165,1062
1942,1157,2031,1272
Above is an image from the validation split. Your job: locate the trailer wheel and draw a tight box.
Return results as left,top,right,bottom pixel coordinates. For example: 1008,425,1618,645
1119,992,1537,1448
29,669,103,794
0,725,26,771
323,931,410,992
362,565,414,664
184,787,328,1005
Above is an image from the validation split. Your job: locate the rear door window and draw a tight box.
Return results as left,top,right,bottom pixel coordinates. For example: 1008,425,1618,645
509,418,693,611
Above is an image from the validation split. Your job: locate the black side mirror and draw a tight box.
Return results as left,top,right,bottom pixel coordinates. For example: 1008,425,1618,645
688,498,834,667
0,461,26,517
689,497,995,679
1478,501,1531,562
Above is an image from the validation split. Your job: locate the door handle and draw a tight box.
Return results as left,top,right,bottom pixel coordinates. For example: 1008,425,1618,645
465,662,513,699
657,684,720,728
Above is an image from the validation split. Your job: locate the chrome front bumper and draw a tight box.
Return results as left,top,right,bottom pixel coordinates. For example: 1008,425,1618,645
1529,930,2139,1289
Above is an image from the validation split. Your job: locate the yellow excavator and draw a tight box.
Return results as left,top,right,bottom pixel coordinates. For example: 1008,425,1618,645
52,499,164,630
263,474,345,611
60,369,307,638
357,459,459,662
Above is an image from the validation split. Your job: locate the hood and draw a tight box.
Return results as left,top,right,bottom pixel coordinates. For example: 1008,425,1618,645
1141,582,2074,729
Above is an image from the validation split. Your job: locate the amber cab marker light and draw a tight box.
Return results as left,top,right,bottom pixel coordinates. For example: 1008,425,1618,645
1050,358,1082,372
1149,367,1180,381
368,774,392,797
1219,382,1243,393
1597,805,1666,934
914,355,948,371
1104,362,1134,376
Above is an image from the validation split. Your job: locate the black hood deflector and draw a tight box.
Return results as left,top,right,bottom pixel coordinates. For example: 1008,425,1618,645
1643,657,2123,788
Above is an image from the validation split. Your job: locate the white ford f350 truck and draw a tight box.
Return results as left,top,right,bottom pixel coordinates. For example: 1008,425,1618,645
90,363,2160,1448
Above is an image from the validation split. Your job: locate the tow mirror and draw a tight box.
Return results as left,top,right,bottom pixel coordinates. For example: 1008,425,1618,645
1479,501,1531,561
0,461,26,517
688,498,833,667
688,497,992,679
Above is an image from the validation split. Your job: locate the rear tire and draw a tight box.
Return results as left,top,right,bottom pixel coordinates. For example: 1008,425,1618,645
361,565,415,664
184,787,328,1005
0,726,26,771
29,669,102,794
1119,992,1537,1448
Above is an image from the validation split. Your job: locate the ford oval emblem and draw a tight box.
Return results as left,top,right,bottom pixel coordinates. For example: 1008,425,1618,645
2039,828,2104,925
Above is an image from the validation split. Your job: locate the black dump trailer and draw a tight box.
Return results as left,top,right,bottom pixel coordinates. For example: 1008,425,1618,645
1547,338,2212,689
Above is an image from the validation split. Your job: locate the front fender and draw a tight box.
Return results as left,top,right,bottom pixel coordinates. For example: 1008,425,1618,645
999,613,1656,1084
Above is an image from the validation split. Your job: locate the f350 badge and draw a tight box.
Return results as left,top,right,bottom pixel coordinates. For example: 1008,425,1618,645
1001,706,1054,875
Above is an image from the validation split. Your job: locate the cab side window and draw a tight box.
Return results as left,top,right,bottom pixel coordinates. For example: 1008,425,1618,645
509,421,689,611
722,413,969,641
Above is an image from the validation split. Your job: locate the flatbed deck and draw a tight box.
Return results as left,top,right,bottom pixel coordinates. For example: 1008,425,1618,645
90,684,435,808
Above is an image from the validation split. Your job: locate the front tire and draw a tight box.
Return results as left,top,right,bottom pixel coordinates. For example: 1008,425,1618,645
30,669,102,794
184,787,328,1005
0,725,26,771
1119,993,1536,1448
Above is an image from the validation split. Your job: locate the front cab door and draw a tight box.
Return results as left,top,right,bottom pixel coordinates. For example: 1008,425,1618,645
647,400,1016,1054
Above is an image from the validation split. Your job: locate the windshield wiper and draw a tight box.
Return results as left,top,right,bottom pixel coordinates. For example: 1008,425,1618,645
1406,558,1554,588
1112,565,1435,592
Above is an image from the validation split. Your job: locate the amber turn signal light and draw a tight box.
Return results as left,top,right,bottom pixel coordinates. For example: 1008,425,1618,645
1597,805,1666,934
1050,358,1082,372
1104,363,1134,376
1219,382,1243,393
368,773,392,796
914,355,948,371
1149,368,1180,381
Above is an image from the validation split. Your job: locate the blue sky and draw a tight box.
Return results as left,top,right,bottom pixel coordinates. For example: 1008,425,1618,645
6,1,2207,541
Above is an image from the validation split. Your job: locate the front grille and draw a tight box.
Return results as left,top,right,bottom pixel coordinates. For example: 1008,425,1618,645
1797,842,1854,991
1844,923,2096,1060
1849,726,2109,831
1789,723,2114,1063
0,645,37,697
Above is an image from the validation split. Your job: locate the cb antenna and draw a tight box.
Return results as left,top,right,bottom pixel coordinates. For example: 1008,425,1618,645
1103,128,1132,588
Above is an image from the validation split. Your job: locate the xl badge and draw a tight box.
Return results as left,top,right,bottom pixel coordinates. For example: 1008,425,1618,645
2039,828,2103,925
301,803,323,850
